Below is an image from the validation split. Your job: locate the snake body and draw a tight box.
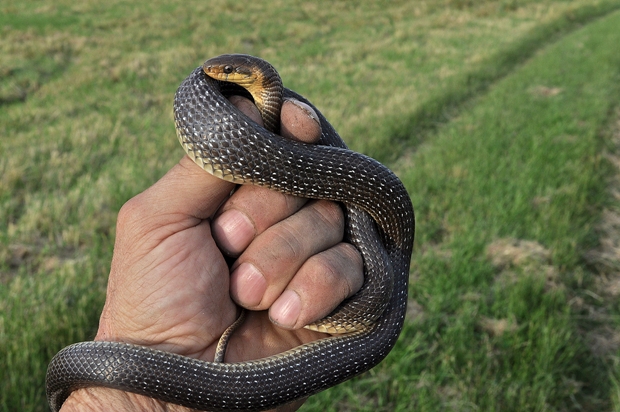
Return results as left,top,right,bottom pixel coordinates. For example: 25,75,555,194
46,54,415,411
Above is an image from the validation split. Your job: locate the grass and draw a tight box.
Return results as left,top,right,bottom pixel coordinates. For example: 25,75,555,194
2,0,620,411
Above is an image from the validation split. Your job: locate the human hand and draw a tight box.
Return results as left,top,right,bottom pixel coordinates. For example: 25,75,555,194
59,96,364,412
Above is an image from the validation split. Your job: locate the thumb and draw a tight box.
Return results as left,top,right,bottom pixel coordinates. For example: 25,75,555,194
128,156,235,235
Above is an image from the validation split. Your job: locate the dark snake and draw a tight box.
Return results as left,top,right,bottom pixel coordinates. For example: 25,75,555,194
46,54,415,411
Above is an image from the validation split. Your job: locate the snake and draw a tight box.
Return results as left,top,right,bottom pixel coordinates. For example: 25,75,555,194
46,54,415,411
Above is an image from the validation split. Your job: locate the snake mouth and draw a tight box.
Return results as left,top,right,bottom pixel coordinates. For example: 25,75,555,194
203,68,254,85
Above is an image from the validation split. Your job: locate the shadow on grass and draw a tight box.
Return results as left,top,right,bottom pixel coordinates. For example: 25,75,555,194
0,43,74,107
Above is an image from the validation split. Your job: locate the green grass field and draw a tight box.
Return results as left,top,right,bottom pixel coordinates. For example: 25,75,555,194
2,0,620,410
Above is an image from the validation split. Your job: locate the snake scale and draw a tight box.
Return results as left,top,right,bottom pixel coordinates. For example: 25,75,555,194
46,54,415,412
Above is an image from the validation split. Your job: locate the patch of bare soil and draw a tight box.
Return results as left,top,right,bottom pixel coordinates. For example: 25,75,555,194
485,109,620,360
486,237,561,292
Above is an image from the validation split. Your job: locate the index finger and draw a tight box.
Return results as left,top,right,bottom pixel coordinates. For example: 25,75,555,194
212,98,322,256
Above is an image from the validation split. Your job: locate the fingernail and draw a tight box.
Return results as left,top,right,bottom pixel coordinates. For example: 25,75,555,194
270,290,301,329
231,263,266,307
212,210,255,255
285,98,320,126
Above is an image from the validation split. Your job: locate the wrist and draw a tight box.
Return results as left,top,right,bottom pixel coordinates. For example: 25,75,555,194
60,387,195,412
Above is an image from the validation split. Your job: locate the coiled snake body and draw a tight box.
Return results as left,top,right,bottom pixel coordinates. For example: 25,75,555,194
46,54,415,411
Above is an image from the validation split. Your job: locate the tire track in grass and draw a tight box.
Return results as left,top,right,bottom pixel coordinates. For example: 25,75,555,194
384,0,620,162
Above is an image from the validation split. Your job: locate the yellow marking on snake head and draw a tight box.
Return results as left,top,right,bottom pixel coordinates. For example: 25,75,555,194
203,54,265,106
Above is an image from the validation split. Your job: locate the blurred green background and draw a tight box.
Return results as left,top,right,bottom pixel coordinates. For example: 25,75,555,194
2,1,620,410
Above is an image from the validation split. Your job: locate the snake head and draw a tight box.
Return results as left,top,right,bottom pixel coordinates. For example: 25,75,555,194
203,54,257,87
202,54,284,133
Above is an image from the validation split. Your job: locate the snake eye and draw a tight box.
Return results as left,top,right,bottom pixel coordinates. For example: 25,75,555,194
223,65,234,74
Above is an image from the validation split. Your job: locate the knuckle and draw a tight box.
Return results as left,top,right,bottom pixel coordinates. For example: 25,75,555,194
307,244,363,300
309,253,341,286
116,195,145,228
262,225,303,264
312,200,344,232
228,186,304,234
338,243,364,270
282,191,305,214
332,244,364,298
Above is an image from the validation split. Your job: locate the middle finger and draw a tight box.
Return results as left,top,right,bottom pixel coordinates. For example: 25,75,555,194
230,199,345,310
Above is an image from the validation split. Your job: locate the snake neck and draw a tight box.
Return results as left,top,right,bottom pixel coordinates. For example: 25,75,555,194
245,60,283,133
215,76,283,134
253,83,282,133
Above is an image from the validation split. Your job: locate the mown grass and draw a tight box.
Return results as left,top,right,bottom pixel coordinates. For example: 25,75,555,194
391,11,620,410
2,1,620,411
